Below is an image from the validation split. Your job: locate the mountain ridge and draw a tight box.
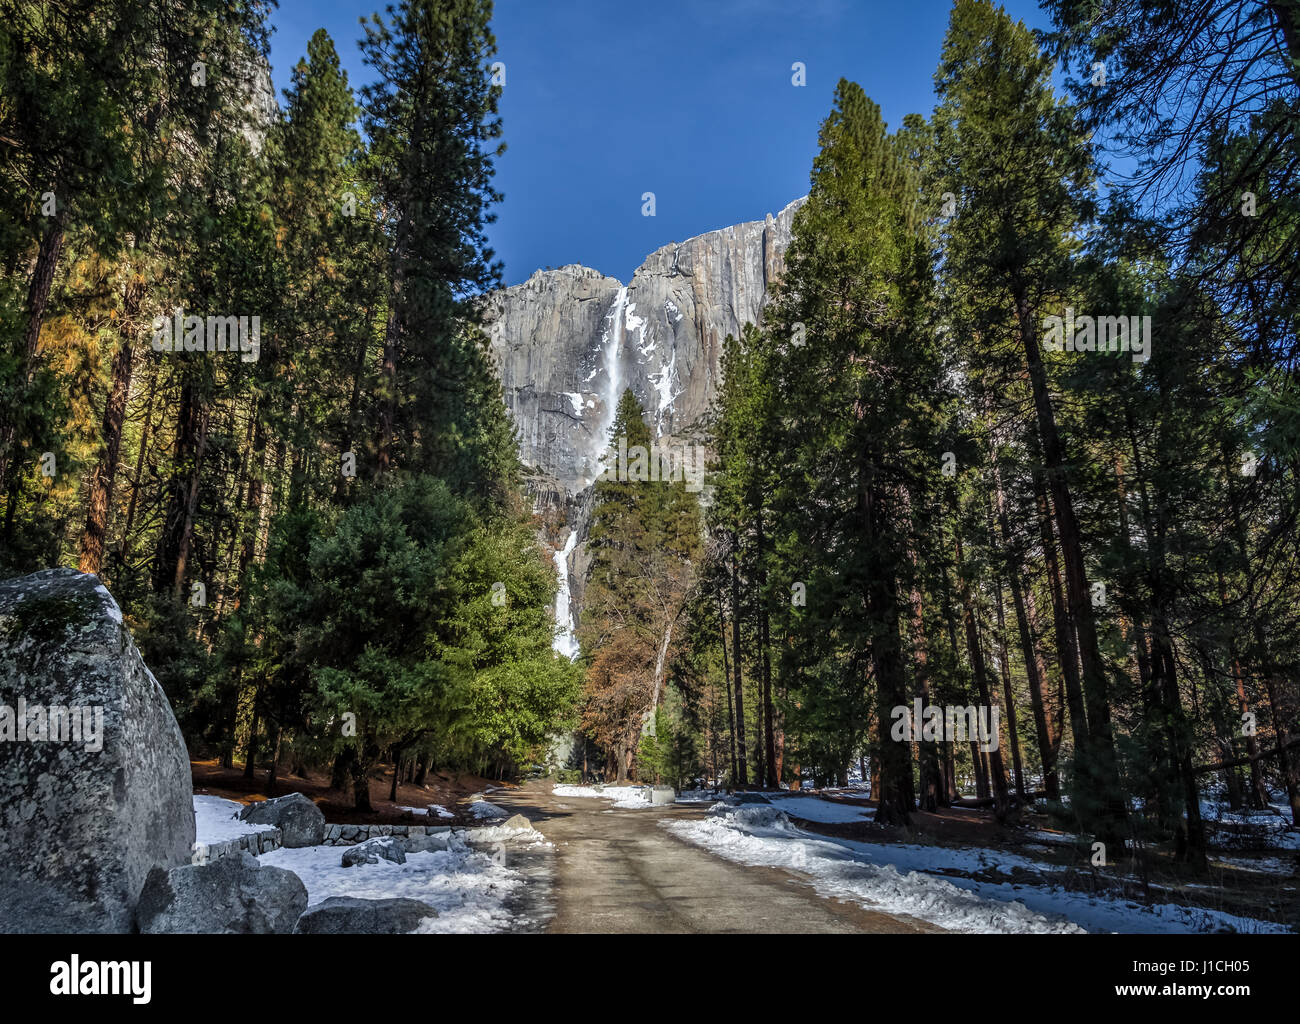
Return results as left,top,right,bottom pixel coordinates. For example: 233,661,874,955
483,196,807,645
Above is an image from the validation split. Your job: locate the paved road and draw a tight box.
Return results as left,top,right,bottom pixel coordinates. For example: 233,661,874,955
488,782,936,934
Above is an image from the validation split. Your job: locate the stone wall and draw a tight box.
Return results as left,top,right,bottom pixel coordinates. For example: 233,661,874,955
199,823,455,859
320,823,454,847
199,827,283,863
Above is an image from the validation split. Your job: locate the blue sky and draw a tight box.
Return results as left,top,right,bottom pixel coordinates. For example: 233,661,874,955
268,0,1053,285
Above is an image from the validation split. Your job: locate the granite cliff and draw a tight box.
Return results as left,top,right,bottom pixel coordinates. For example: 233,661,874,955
483,197,805,648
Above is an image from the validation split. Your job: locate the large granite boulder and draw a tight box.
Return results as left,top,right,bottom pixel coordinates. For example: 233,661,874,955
294,896,437,934
136,852,307,933
0,569,195,933
403,827,454,855
238,791,324,848
341,834,406,867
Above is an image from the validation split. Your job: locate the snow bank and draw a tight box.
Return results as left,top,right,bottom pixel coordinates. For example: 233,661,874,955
665,804,1288,934
193,795,279,844
676,789,724,803
261,827,547,933
765,794,873,824
552,783,655,808
397,804,455,819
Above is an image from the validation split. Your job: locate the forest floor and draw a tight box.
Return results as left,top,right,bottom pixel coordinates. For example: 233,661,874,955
485,781,935,932
191,758,504,826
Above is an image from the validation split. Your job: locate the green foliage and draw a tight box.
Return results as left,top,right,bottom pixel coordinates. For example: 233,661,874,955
0,2,577,804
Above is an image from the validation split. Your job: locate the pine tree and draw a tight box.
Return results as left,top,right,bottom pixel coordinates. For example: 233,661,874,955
931,0,1128,843
758,80,942,822
360,0,514,496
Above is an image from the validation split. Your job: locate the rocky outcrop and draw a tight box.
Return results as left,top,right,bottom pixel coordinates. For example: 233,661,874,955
403,830,455,855
483,198,805,637
0,569,195,933
136,852,307,934
238,791,325,848
294,896,438,935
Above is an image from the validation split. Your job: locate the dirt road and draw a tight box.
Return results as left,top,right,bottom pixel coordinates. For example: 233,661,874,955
488,782,936,933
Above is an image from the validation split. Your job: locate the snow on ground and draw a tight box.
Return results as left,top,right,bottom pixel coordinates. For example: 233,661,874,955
1200,799,1300,851
261,828,547,933
677,789,724,803
765,793,873,824
469,800,508,820
1211,854,1297,876
552,783,655,808
664,803,1289,934
1021,828,1082,846
193,795,279,844
397,804,456,819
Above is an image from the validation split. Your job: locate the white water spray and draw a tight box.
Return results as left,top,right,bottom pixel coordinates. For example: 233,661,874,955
595,286,629,477
552,529,580,660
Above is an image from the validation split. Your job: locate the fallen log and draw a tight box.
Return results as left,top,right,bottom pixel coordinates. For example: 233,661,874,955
949,789,1052,809
1194,736,1300,776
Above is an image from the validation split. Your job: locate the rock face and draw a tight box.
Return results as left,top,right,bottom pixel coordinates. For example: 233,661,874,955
0,569,195,933
294,896,438,935
483,198,804,636
136,852,307,934
486,197,803,495
402,830,454,855
238,791,325,848
341,834,407,867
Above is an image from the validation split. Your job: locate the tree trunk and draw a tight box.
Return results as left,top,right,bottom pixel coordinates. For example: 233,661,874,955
266,724,281,795
993,579,1026,801
908,574,942,812
120,364,157,551
756,511,777,787
955,528,1009,818
78,271,146,574
331,747,354,791
0,204,67,494
718,589,738,789
971,741,988,799
995,465,1058,800
243,700,259,779
730,544,749,787
154,377,211,598
352,753,373,812
375,280,401,477
1016,292,1126,839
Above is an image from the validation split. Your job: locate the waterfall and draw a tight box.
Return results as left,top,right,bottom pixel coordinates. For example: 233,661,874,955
552,529,580,660
596,286,629,474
